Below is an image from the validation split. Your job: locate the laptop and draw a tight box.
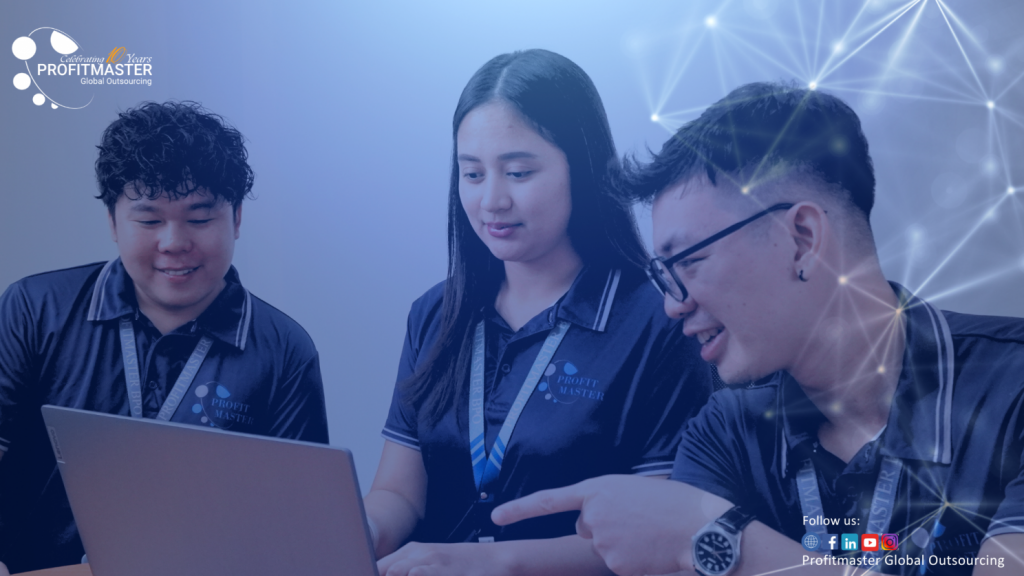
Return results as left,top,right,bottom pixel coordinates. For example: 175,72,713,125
41,405,379,576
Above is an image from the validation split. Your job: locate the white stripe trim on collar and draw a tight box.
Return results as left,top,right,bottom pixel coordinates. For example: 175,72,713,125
234,289,252,350
86,259,118,321
592,269,622,332
921,298,954,465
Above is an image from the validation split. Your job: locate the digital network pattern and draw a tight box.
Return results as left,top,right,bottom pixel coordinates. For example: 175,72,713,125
628,3,1022,573
628,0,1022,318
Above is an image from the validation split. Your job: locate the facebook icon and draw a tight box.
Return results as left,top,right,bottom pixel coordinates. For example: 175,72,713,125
827,535,839,551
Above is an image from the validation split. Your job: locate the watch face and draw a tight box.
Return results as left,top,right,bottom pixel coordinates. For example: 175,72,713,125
695,530,736,575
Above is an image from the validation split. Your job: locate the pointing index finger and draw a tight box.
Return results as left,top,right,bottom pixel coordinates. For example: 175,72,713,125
491,484,587,526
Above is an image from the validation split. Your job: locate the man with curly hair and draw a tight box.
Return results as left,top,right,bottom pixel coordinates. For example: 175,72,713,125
0,102,329,573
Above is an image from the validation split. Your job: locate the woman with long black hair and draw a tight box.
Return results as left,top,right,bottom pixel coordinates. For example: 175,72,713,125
365,49,712,575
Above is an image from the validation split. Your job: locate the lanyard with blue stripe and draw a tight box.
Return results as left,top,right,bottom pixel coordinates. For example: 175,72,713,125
798,454,903,569
468,319,570,498
119,317,213,421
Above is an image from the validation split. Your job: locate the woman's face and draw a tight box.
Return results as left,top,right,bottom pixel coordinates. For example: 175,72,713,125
456,101,574,265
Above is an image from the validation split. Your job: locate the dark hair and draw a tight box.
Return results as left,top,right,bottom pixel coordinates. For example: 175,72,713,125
95,101,254,212
405,49,649,423
622,81,875,220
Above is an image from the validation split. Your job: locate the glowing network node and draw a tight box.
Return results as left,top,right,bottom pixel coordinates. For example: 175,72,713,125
987,101,995,109
741,186,750,194
651,113,659,122
878,365,886,374
832,42,844,53
705,15,717,28
838,275,849,285
809,81,818,90
1008,186,1015,195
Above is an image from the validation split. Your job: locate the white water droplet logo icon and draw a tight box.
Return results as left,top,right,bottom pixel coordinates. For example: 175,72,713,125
49,30,78,55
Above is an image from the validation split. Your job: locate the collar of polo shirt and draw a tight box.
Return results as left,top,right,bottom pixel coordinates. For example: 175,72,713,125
777,282,955,476
85,258,253,350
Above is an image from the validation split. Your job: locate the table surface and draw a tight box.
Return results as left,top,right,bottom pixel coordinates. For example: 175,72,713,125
15,565,92,576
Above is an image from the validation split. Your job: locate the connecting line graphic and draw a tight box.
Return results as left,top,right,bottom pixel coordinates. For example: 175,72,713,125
914,193,1011,294
815,0,924,85
943,503,1024,567
935,0,988,99
637,0,1023,316
631,7,1023,567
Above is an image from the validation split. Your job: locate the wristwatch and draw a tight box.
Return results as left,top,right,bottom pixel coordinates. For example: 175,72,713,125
691,505,756,576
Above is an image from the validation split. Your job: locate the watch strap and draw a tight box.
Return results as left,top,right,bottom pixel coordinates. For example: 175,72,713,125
715,505,755,534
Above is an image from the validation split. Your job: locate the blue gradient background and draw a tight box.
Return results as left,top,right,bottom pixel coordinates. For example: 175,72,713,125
2,0,1022,490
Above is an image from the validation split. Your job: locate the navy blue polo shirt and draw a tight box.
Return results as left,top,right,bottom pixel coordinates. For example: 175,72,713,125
671,283,1024,574
0,259,329,573
384,266,713,543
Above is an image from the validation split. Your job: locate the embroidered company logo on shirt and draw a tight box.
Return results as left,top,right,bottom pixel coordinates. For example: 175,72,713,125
537,360,606,404
10,27,154,111
191,383,254,429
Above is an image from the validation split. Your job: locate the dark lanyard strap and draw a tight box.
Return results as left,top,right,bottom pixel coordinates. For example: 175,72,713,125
119,317,213,421
468,319,570,496
798,455,903,567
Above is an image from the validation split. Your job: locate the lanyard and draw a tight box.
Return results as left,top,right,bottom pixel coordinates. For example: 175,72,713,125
468,319,570,497
119,317,213,421
798,453,903,567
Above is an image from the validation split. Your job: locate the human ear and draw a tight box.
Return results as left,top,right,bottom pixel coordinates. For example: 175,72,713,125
786,202,829,282
233,203,243,240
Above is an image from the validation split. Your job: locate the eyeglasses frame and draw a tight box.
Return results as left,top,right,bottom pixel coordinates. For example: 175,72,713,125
647,203,796,302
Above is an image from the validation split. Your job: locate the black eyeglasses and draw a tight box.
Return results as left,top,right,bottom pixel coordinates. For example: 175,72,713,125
647,203,795,302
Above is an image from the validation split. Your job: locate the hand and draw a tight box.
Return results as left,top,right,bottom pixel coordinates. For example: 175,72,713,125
377,541,508,576
0,560,8,576
492,475,728,576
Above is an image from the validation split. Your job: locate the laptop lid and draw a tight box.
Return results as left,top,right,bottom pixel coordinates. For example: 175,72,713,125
41,405,378,576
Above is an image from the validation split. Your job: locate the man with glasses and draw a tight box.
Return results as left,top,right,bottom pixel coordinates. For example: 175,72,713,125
492,82,1024,575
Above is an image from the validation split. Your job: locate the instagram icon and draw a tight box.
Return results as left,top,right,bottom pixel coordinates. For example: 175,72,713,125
881,534,899,551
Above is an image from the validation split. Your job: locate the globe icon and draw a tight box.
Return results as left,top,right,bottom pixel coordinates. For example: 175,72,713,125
802,533,820,551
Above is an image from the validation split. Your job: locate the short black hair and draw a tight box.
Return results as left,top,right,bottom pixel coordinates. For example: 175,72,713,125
95,101,254,212
622,81,875,220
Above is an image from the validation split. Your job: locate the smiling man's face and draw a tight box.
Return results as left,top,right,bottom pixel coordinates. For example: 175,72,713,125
651,179,804,384
109,185,240,326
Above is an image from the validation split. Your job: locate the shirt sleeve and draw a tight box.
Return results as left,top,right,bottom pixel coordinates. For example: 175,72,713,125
0,282,35,454
982,384,1024,542
669,391,747,506
381,307,423,451
627,322,714,476
268,350,330,444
